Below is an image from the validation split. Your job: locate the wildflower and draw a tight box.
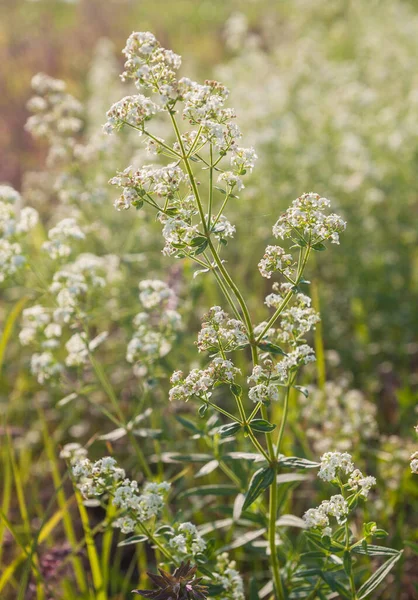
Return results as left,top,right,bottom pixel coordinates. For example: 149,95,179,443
230,146,257,173
59,443,87,463
104,95,160,134
348,469,376,498
30,352,63,384
208,214,236,241
212,553,244,600
258,245,293,279
410,451,418,474
169,358,240,403
138,279,175,309
298,381,377,454
197,306,248,353
121,32,181,99
0,185,21,205
217,171,244,192
168,522,206,558
273,193,346,246
42,218,85,260
318,451,355,482
303,494,349,532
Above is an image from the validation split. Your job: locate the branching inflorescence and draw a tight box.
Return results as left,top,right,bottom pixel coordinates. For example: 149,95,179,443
16,30,407,600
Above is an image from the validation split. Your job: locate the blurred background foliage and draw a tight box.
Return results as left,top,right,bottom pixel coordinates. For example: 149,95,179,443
1,0,418,598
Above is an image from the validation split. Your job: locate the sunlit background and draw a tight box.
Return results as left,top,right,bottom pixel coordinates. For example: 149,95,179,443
1,0,418,598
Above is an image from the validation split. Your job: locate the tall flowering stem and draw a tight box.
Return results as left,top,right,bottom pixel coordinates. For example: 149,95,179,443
104,31,346,598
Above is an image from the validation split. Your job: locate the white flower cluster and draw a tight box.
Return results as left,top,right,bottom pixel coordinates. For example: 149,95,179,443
108,32,257,255
127,280,182,373
411,452,418,475
318,451,354,481
258,245,293,279
169,357,241,403
196,306,248,353
273,193,346,246
104,94,160,135
348,469,377,499
303,494,349,536
110,162,188,209
0,185,38,283
65,331,108,367
59,442,87,462
318,451,376,496
212,552,245,600
304,451,376,536
299,381,378,454
20,252,116,384
247,360,280,405
265,284,320,344
121,31,181,101
168,522,207,558
247,345,315,404
208,214,236,241
159,213,200,257
42,217,85,259
71,454,170,534
25,73,83,166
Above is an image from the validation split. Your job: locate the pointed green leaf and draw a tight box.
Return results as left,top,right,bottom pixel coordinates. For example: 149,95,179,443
358,551,402,599
250,419,276,433
243,467,275,510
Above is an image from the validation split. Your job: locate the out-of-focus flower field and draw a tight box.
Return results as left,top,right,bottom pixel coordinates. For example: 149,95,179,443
1,1,417,599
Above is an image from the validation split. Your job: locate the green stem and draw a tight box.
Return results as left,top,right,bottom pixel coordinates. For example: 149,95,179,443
275,379,294,459
269,465,285,600
345,522,358,599
256,247,311,342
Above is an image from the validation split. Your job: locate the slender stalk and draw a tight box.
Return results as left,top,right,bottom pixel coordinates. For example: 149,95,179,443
207,143,214,226
345,522,358,599
256,247,311,342
275,378,295,459
269,467,285,600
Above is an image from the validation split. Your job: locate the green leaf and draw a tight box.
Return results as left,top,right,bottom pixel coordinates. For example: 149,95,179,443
249,578,260,600
195,460,219,478
193,240,209,255
230,383,242,397
154,525,174,536
175,415,202,434
294,385,309,398
99,427,126,441
312,242,326,251
178,485,237,499
158,452,213,463
198,404,208,417
243,467,275,510
343,551,352,576
190,235,207,247
218,422,242,438
257,341,287,355
233,493,245,520
278,456,320,469
224,451,265,462
117,534,148,547
250,419,276,433
358,551,403,599
321,573,351,598
352,545,400,557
